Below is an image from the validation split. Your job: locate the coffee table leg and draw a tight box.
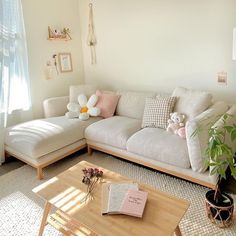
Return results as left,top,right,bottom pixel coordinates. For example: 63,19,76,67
38,201,52,236
174,226,182,236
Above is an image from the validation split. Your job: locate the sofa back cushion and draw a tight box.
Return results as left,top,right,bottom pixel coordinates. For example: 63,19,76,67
172,87,213,120
116,91,156,120
70,84,97,103
186,101,229,173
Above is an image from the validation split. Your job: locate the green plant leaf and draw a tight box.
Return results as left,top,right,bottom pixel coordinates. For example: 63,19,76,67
225,126,234,133
231,130,236,141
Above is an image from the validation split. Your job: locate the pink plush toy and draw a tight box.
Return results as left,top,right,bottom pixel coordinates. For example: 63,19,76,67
177,127,186,139
166,112,186,139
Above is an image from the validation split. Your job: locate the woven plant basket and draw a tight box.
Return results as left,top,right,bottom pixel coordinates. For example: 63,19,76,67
205,190,234,228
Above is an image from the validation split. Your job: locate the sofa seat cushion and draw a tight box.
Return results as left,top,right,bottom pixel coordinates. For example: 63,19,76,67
85,116,141,149
127,128,191,169
5,116,102,159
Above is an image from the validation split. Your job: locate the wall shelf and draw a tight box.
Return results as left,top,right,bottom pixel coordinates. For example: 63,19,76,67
47,37,71,41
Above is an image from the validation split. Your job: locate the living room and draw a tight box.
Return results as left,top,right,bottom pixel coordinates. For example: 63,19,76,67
1,0,236,235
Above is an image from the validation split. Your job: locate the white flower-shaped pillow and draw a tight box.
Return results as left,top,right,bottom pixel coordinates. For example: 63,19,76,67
78,94,100,120
65,94,100,120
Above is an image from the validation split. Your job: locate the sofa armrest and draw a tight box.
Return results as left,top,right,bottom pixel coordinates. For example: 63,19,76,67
186,102,229,173
43,96,69,118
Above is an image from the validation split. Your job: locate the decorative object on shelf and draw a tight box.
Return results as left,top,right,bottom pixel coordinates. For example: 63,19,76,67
58,53,73,72
82,167,103,202
47,26,71,41
193,113,236,228
87,3,97,64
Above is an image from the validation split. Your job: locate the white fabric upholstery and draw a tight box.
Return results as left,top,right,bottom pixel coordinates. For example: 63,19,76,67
5,116,102,159
43,96,69,118
70,84,97,103
116,91,156,120
87,140,218,186
172,87,213,120
85,116,141,149
5,139,86,167
186,102,229,173
127,128,190,169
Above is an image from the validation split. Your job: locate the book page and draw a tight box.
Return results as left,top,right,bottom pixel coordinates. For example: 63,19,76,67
107,183,138,214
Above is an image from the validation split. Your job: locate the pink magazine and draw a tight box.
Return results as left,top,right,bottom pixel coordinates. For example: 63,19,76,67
120,190,148,218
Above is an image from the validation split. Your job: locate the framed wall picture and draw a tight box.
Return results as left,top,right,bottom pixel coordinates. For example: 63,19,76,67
58,53,73,72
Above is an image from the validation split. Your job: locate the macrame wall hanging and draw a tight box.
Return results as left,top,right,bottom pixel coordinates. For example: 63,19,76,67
87,3,97,64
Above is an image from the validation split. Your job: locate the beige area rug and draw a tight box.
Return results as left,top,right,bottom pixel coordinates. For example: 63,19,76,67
0,151,235,236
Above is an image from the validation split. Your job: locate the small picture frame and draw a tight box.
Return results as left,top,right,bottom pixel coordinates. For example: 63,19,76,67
58,53,73,72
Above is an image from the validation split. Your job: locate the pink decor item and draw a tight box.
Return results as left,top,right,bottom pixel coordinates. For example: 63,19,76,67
96,90,120,118
120,190,148,218
177,127,186,139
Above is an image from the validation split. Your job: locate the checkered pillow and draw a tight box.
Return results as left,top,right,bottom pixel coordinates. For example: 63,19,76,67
142,96,176,129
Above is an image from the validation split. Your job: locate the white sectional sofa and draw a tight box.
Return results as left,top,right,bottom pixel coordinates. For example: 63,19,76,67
4,85,236,188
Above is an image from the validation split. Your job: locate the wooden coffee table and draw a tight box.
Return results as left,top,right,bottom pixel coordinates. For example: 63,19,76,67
33,161,190,236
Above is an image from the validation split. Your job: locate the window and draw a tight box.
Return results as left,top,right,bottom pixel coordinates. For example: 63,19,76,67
0,0,31,114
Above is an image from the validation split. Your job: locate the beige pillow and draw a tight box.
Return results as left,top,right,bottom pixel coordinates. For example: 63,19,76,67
70,84,97,103
116,91,156,120
142,96,176,129
172,87,212,120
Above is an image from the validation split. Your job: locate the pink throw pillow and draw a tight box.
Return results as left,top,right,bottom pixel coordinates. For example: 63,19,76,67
96,90,120,118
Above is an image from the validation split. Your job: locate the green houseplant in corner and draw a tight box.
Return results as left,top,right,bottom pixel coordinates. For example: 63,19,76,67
194,113,236,228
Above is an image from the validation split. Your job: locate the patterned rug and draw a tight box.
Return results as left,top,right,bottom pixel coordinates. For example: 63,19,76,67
0,151,235,236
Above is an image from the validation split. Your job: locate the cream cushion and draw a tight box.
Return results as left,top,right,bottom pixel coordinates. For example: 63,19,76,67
70,84,97,103
172,87,212,120
186,101,229,173
5,116,102,159
43,96,69,118
127,128,190,169
116,91,156,120
85,116,141,149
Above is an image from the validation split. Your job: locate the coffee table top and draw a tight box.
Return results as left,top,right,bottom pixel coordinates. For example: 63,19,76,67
33,161,189,236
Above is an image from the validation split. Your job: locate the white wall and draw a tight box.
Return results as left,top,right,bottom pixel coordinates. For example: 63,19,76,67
22,0,84,118
79,0,236,103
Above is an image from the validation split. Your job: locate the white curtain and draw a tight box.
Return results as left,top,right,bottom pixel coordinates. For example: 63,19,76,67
0,0,31,163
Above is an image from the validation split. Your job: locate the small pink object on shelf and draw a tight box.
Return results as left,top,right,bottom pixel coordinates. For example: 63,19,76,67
120,190,148,218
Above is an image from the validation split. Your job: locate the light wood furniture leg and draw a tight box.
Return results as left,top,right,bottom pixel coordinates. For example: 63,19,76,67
37,167,43,180
4,151,11,162
38,201,52,236
87,145,93,155
174,226,182,236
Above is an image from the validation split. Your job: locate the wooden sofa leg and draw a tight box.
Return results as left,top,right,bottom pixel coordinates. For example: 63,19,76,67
37,167,44,180
4,152,11,162
87,145,93,155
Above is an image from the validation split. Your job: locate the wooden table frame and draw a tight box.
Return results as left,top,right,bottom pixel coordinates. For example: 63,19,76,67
34,161,189,236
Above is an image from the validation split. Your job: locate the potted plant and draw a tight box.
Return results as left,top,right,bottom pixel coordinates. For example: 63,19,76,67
194,113,236,228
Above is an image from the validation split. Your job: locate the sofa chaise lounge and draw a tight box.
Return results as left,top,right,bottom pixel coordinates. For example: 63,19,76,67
4,85,236,188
